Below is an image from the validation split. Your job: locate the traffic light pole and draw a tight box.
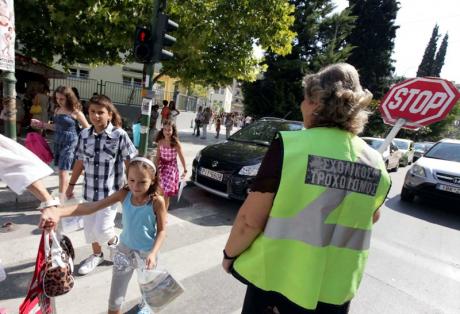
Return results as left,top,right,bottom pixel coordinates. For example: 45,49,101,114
138,0,162,156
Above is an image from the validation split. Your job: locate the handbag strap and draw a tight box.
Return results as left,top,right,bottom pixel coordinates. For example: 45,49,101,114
44,230,67,268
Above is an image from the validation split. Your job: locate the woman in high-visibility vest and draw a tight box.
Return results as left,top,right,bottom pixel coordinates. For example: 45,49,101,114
222,63,391,314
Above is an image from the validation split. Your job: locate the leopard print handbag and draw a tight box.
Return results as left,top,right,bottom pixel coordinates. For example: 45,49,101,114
42,231,75,297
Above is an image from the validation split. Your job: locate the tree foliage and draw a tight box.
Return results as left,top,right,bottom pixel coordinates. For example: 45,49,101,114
243,0,356,119
432,33,449,77
416,24,440,77
346,0,399,99
15,0,295,86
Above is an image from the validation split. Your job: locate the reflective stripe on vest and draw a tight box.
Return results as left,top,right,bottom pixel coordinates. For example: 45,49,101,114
264,147,382,251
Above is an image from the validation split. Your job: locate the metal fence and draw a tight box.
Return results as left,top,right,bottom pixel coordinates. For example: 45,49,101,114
50,77,207,125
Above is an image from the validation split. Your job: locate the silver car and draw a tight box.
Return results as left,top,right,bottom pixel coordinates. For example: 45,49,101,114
401,139,460,202
362,137,402,172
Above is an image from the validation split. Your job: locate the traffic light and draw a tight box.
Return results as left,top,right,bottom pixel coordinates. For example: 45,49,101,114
134,26,153,63
152,13,178,62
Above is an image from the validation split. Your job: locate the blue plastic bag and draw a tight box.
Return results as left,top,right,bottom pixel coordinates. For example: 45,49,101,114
132,123,141,147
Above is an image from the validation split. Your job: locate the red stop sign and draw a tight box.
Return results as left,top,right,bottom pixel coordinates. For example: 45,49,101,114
379,77,460,130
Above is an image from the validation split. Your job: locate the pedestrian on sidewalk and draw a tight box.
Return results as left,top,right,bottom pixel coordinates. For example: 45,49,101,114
160,100,170,125
32,86,90,201
225,113,234,139
169,100,180,125
149,104,160,143
222,63,391,314
66,95,137,276
40,157,168,314
200,107,211,139
155,120,187,211
193,106,203,137
215,117,221,139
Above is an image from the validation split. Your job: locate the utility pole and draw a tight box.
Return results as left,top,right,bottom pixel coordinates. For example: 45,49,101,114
135,0,178,156
1,71,17,140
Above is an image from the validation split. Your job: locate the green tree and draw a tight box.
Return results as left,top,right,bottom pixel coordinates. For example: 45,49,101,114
15,0,295,86
243,0,356,119
432,33,449,77
346,0,400,99
416,24,440,77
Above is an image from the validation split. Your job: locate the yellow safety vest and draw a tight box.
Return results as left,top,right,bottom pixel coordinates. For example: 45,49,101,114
233,127,391,309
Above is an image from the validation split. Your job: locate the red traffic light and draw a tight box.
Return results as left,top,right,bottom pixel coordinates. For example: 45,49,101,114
138,29,151,42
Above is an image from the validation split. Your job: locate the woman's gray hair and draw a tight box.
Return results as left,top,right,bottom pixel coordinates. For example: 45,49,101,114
303,63,373,135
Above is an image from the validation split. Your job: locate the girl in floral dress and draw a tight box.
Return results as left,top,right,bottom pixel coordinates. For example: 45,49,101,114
155,120,187,210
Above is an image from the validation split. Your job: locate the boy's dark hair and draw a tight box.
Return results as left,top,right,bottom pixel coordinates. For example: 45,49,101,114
88,95,122,128
162,100,169,106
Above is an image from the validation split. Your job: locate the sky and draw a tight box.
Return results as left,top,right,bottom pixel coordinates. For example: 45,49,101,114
335,0,460,83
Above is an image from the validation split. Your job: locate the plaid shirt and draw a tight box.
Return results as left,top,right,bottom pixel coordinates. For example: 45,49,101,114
75,123,137,201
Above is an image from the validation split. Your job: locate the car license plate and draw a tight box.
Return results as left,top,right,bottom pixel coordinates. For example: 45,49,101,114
436,184,460,194
199,167,224,182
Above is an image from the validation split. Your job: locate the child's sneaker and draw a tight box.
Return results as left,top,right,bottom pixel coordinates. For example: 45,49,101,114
136,299,152,314
78,253,104,275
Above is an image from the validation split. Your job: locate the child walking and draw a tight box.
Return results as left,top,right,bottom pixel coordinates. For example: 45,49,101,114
215,117,221,139
66,95,137,275
40,157,167,314
155,120,187,211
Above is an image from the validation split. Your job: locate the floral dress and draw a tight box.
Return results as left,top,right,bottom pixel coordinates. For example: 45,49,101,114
158,145,179,197
53,114,78,170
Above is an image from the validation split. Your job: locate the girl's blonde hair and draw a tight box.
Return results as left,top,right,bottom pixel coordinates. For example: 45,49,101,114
303,63,373,135
88,95,123,128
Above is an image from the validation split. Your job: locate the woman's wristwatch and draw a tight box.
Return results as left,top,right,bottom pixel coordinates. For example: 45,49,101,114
223,249,237,260
37,198,61,210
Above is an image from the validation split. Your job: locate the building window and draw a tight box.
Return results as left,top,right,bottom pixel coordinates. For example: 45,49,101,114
133,78,143,87
69,68,78,78
69,68,89,79
122,76,132,86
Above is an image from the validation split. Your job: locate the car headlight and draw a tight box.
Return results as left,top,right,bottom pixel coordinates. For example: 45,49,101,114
410,164,426,177
238,163,261,176
195,150,202,163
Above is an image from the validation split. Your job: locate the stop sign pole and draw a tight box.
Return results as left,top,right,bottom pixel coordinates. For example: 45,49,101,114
377,118,406,154
377,77,460,154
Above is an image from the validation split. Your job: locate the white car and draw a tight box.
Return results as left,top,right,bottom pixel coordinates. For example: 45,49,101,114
401,139,460,202
394,138,415,166
362,137,402,172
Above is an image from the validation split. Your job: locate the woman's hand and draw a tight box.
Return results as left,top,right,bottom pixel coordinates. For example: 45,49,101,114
30,119,44,129
39,206,60,230
146,252,157,269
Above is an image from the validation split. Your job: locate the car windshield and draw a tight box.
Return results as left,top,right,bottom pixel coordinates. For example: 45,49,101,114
363,138,383,150
414,143,425,151
394,139,409,150
424,142,460,162
229,120,303,145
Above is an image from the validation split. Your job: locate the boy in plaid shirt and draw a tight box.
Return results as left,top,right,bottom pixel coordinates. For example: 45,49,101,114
67,95,137,275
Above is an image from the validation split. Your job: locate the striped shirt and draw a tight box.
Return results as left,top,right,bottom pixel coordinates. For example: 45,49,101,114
75,123,137,201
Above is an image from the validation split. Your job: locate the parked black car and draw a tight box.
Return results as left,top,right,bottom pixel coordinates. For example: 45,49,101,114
191,118,303,200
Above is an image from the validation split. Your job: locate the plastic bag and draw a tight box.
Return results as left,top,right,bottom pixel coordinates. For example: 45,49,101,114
24,132,53,164
54,194,84,234
135,253,184,312
132,123,141,148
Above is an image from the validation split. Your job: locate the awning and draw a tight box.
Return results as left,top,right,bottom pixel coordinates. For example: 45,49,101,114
12,53,67,79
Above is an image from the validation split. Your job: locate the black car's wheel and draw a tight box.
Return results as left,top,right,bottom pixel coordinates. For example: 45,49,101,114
401,187,415,202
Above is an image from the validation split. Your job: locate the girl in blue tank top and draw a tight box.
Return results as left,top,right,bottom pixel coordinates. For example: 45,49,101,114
39,156,167,314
